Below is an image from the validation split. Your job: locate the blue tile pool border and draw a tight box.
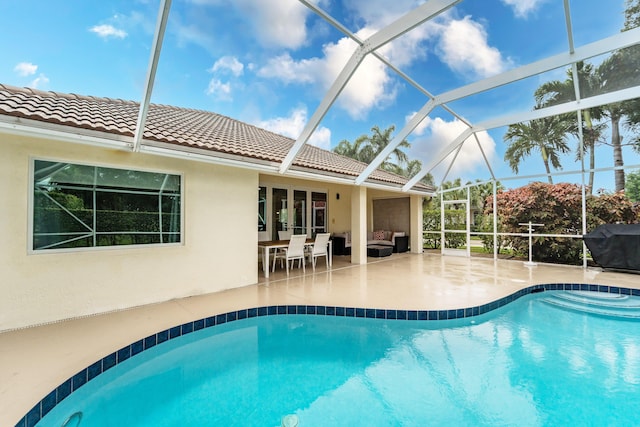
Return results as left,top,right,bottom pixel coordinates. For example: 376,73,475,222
15,283,640,427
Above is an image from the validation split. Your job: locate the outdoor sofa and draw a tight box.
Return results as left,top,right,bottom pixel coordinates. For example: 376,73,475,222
332,230,409,255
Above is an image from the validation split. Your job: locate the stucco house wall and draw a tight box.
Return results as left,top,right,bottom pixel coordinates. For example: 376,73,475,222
372,197,411,234
1,134,258,331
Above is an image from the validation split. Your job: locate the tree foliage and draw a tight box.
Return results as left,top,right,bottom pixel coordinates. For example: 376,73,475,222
422,208,466,249
626,169,640,202
535,62,605,193
333,125,409,168
503,112,572,183
485,182,639,264
333,124,434,186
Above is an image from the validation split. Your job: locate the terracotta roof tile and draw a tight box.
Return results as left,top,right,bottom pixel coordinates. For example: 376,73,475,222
0,84,432,192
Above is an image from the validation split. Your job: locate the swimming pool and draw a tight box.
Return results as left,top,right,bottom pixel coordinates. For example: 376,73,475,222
29,287,640,426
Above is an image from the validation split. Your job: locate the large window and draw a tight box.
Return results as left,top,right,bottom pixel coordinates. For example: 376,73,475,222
32,160,181,251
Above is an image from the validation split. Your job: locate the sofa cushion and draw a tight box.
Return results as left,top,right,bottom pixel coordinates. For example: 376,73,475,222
373,230,385,240
391,231,405,245
367,239,393,247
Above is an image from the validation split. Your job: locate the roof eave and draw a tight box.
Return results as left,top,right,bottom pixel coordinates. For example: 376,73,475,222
146,140,433,195
0,115,133,150
0,114,433,196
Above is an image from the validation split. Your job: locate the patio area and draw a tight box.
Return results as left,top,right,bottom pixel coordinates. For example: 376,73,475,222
3,253,640,426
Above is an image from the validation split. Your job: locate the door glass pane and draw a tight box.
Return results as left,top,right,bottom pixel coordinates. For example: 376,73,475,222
258,186,267,231
311,192,327,237
293,190,307,236
272,188,287,240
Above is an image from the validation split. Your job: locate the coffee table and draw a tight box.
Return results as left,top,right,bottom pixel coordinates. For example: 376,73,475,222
367,245,393,257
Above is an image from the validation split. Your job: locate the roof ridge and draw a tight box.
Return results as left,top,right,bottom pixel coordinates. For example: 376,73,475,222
0,83,139,105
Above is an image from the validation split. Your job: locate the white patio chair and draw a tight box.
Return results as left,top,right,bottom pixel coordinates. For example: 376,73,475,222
275,230,292,260
309,233,331,271
272,234,307,275
278,230,292,240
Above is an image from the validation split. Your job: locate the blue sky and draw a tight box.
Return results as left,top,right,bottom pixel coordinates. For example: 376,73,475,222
0,0,636,191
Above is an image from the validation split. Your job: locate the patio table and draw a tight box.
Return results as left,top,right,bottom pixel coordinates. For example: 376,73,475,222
258,238,332,278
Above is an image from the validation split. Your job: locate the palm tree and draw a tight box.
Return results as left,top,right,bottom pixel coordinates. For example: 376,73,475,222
333,137,364,160
597,54,637,192
535,62,603,193
333,125,411,173
503,114,571,184
596,0,640,191
331,125,439,187
404,159,434,186
618,1,640,160
470,179,503,213
357,125,411,167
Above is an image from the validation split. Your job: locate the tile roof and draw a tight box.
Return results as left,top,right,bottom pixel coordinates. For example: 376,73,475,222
0,84,432,192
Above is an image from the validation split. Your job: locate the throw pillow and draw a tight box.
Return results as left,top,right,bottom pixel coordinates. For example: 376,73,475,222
373,230,385,240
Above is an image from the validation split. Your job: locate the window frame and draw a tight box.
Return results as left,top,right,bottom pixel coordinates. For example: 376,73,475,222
28,157,184,254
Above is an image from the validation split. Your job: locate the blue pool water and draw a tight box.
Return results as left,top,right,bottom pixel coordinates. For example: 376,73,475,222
37,291,640,426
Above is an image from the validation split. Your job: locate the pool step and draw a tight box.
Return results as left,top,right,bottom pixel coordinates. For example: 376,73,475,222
541,291,640,319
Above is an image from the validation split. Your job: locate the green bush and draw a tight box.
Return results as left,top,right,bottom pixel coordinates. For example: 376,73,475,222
485,182,640,265
474,214,507,254
423,209,467,249
33,207,180,248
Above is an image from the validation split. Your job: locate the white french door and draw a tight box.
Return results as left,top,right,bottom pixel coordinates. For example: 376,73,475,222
260,184,327,240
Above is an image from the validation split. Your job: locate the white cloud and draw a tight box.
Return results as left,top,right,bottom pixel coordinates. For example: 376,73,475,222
173,21,215,50
308,126,332,150
340,4,510,80
436,16,510,78
340,51,395,119
315,27,396,119
338,1,440,68
257,53,319,84
210,56,244,76
258,28,396,120
343,0,420,28
501,0,547,19
405,111,430,136
408,117,496,181
14,62,37,77
29,74,50,89
115,11,157,36
234,0,312,49
257,7,508,118
89,24,127,39
206,79,232,101
257,107,332,150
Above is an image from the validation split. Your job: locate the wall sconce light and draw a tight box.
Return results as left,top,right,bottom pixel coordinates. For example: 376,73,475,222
336,193,340,200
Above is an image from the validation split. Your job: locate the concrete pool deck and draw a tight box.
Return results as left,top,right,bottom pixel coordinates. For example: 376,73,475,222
3,253,640,426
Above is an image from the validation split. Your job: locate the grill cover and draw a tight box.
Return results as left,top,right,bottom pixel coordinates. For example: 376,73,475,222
584,223,640,271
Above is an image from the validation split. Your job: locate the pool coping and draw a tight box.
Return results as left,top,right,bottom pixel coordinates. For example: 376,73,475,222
16,282,640,427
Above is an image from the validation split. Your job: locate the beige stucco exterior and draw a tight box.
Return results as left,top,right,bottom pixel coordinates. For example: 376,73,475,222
1,134,258,331
1,134,424,331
